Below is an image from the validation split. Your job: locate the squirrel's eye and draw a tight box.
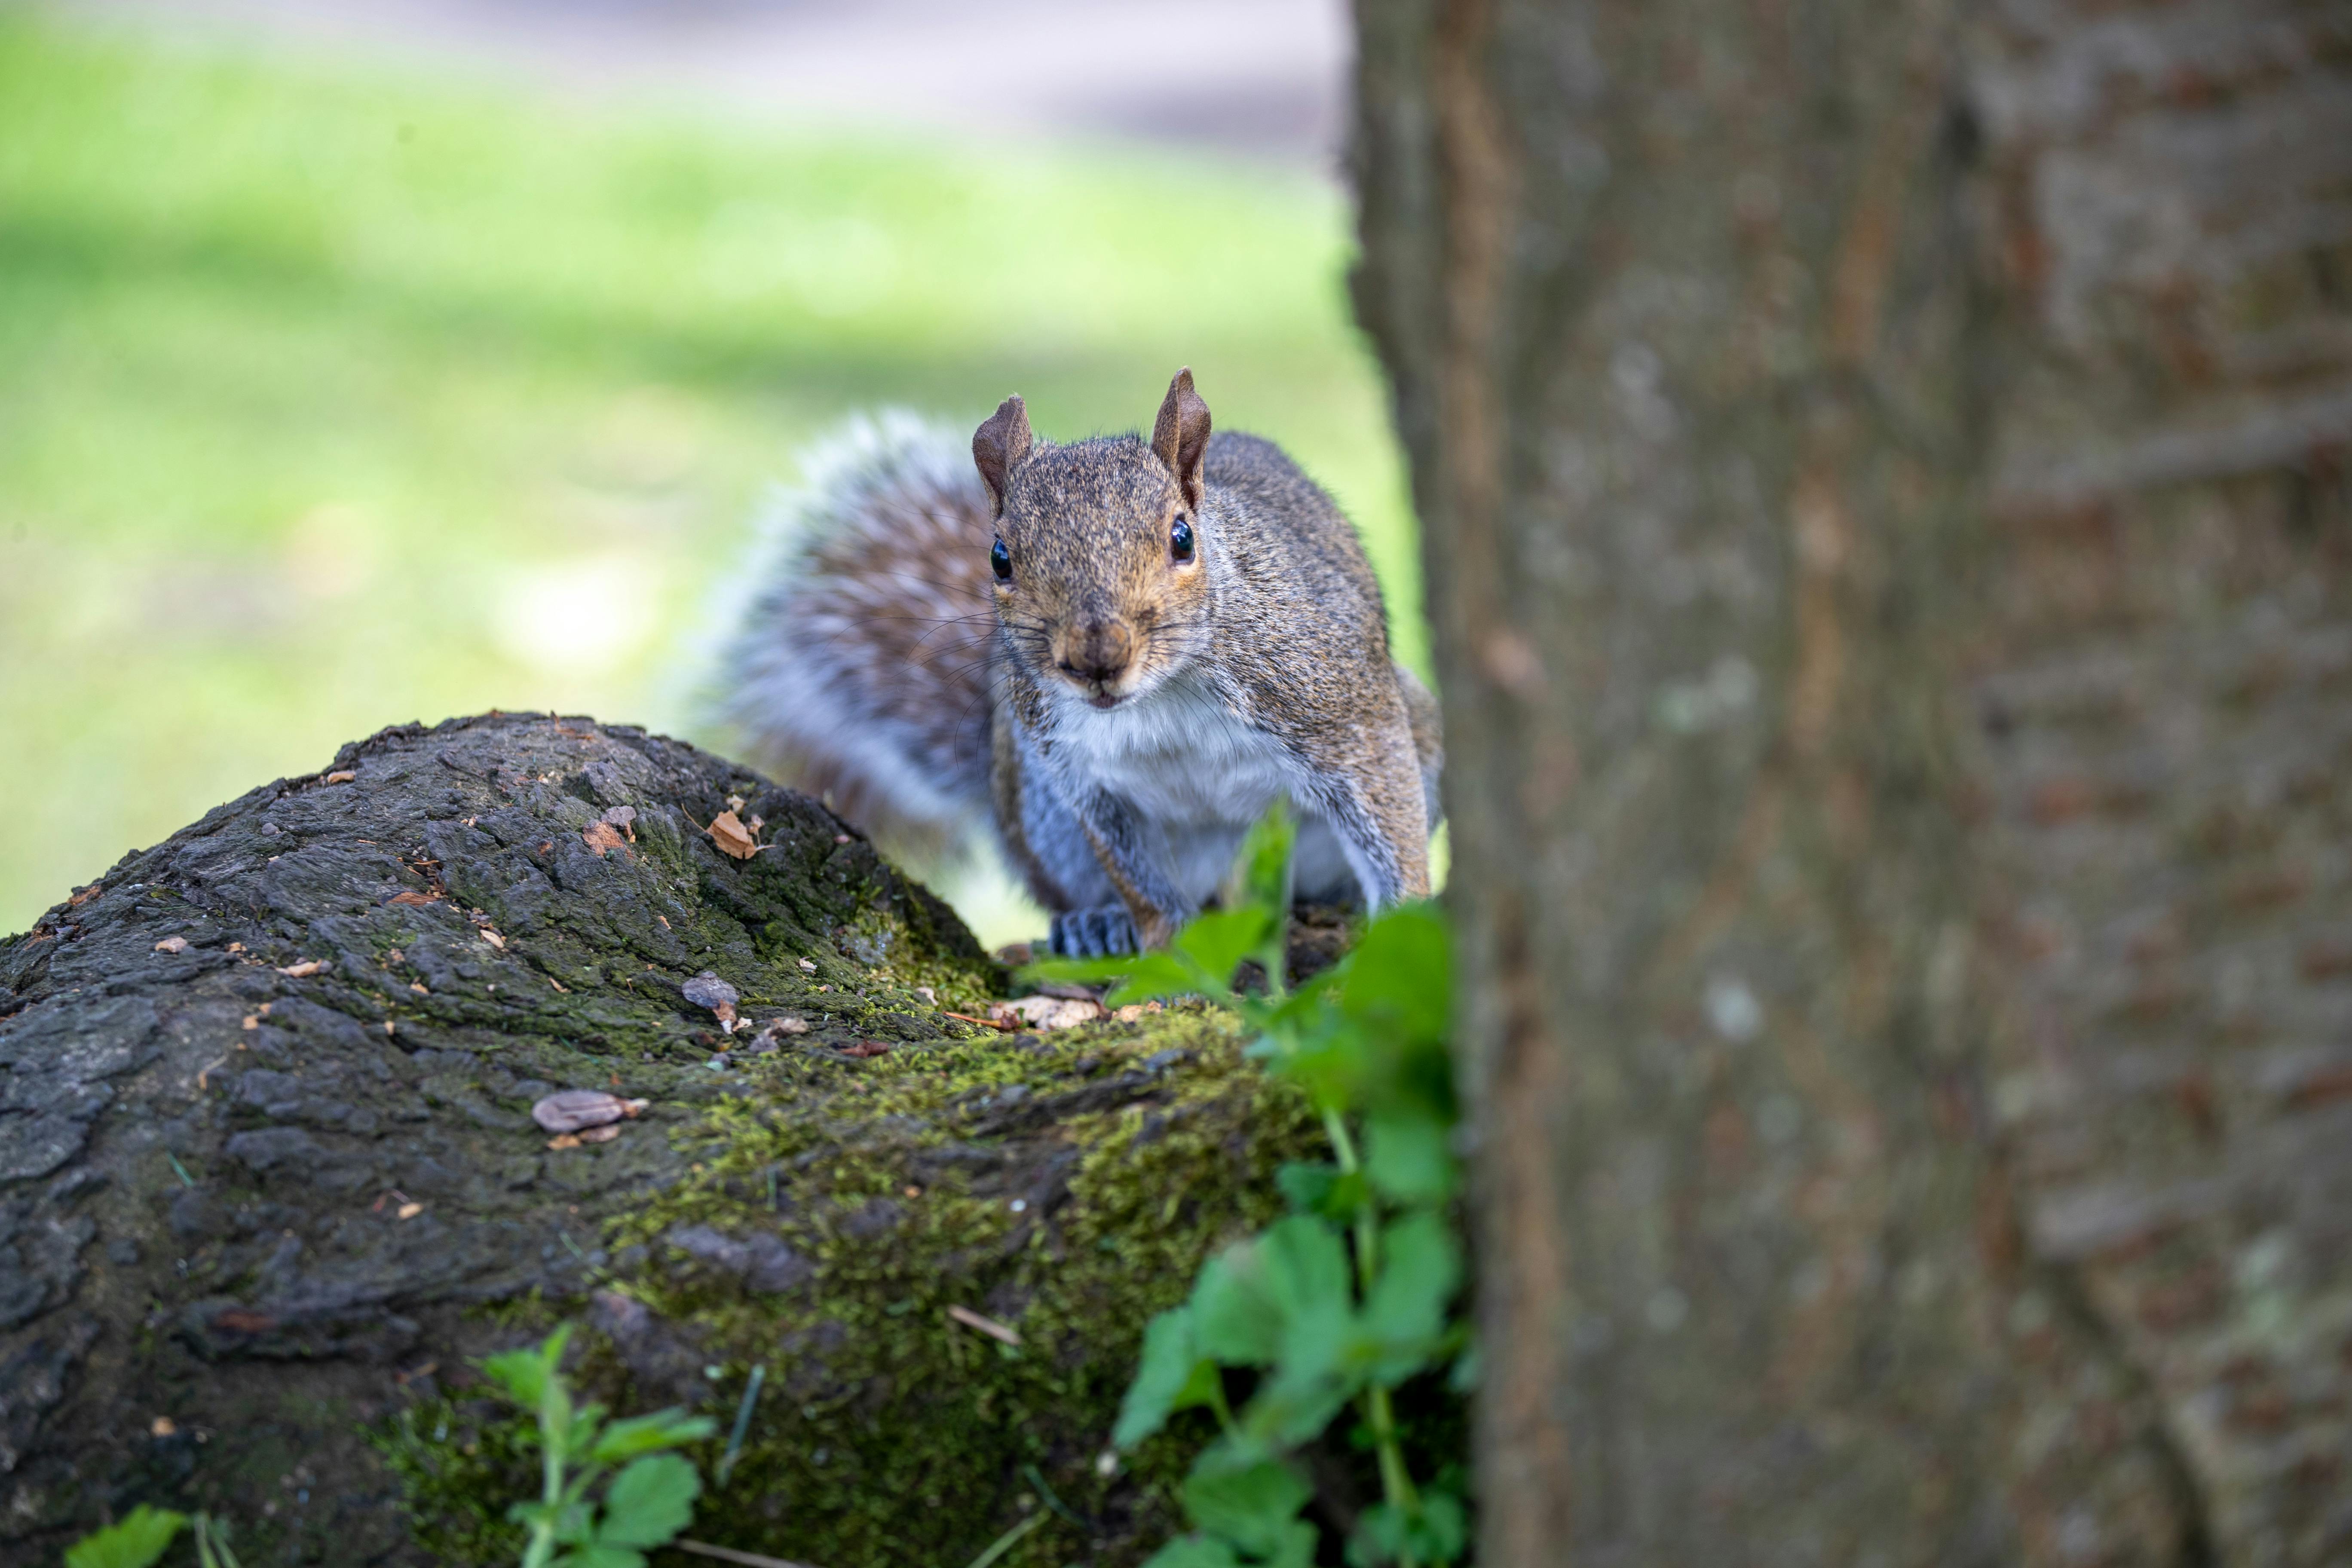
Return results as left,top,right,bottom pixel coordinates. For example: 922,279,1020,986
1169,516,1196,564
990,537,1012,582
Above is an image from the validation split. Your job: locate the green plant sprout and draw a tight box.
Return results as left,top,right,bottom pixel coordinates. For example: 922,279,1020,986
61,1507,242,1568
1028,804,1471,1568
477,1325,718,1568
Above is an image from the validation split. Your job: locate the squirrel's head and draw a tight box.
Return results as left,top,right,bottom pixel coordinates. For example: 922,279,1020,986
973,368,1214,711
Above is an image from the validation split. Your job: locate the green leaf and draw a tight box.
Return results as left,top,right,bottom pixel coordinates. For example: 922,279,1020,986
1259,1519,1321,1568
551,1547,646,1568
64,1506,189,1568
1277,1160,1369,1221
1347,1489,1469,1567
1256,1214,1353,1322
1363,1112,1457,1202
1115,1307,1223,1448
1337,905,1452,1046
479,1325,569,1408
1102,952,1215,1007
1274,1161,1335,1214
1360,1210,1463,1379
589,1409,717,1465
595,1453,701,1548
1188,1251,1281,1366
1139,1537,1245,1568
1192,1216,1349,1366
1181,1453,1311,1557
1172,907,1276,993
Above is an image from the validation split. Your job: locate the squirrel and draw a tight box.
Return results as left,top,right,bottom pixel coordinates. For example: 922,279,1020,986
718,368,1442,956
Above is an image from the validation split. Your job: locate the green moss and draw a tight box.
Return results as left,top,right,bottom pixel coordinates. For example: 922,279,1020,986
372,1402,539,1565
377,1005,1323,1565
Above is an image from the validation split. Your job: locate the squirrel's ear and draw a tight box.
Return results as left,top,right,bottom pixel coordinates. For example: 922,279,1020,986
972,395,1032,519
1150,367,1212,511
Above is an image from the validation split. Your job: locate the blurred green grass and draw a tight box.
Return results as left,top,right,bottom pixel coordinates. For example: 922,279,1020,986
0,12,1418,941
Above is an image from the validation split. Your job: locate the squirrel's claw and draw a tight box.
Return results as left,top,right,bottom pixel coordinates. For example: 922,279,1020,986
1050,907,1138,958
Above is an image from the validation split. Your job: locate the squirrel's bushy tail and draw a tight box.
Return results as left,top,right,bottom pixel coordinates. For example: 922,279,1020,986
715,412,998,864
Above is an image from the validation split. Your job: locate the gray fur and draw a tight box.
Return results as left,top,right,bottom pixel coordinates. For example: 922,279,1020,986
719,371,1443,950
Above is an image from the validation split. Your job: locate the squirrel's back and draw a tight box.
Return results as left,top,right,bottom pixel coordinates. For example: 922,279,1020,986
716,413,996,861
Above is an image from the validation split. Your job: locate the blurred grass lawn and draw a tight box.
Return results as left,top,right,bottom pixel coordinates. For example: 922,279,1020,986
0,12,1420,942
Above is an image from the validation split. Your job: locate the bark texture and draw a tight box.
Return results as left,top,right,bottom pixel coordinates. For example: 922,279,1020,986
0,714,1328,1565
1352,0,2352,1562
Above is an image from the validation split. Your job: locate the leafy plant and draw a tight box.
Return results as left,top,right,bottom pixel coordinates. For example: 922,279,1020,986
61,1507,243,1568
64,1507,186,1568
476,1325,717,1568
1029,806,1470,1568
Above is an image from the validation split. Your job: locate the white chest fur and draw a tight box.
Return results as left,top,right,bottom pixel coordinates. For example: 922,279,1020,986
1042,671,1358,906
1048,671,1291,825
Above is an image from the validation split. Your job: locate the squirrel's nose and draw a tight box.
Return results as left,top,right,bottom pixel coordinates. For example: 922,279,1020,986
1063,618,1136,683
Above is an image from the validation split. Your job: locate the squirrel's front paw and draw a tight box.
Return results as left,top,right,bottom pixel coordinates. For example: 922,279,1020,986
1050,907,1138,958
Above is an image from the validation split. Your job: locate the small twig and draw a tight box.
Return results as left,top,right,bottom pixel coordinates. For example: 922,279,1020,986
715,1364,765,1488
674,1541,822,1568
963,1510,1046,1568
943,1011,1012,1032
945,1305,1023,1346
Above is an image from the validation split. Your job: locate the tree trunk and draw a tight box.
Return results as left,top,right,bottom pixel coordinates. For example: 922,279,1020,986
1352,0,2352,1563
0,713,1323,1565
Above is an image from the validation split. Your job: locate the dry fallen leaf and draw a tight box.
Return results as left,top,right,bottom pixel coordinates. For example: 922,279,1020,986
532,1089,649,1133
153,936,188,954
546,1133,581,1150
839,1041,893,1059
1112,1002,1165,1023
396,1202,423,1220
743,1015,810,1052
324,770,357,784
989,995,1106,1032
706,810,760,860
240,1015,260,1031
582,821,627,858
386,891,438,907
576,1123,622,1144
277,959,324,978
409,982,429,995
226,941,245,953
150,1416,177,1438
480,929,507,950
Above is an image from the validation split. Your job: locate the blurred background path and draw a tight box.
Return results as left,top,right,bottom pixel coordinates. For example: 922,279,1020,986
60,0,1351,168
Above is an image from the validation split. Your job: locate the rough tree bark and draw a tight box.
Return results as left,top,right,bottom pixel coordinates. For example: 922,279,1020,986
1353,0,2351,1563
0,714,1329,1565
